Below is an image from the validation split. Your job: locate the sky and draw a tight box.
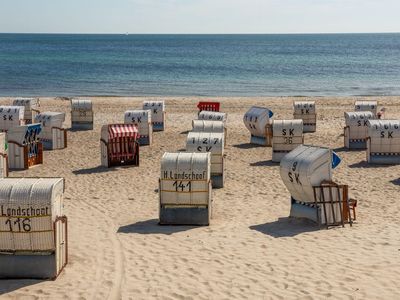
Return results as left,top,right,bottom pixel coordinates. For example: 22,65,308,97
0,0,399,34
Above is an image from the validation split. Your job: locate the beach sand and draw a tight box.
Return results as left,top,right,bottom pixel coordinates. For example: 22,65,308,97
0,96,399,300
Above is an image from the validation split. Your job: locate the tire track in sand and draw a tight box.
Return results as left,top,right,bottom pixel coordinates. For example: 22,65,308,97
79,199,125,300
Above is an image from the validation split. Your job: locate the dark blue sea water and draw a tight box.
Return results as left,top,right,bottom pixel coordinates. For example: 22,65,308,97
0,33,399,97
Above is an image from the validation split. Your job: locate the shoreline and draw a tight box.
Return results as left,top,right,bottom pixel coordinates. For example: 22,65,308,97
2,94,400,98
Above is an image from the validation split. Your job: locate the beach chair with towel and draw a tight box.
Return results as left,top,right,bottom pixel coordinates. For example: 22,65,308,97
35,112,67,150
7,123,43,170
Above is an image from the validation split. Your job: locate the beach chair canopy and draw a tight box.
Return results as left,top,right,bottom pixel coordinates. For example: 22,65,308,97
8,123,42,144
243,106,273,137
109,124,138,139
143,100,165,124
293,101,315,114
344,111,375,126
0,178,64,251
13,98,40,110
124,110,152,125
0,106,25,120
272,119,303,137
101,124,139,142
198,111,227,122
71,99,92,111
280,145,335,203
0,106,25,131
35,112,65,128
355,100,378,113
192,120,225,133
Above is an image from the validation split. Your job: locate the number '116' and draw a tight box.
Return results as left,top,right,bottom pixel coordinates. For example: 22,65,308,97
5,218,31,232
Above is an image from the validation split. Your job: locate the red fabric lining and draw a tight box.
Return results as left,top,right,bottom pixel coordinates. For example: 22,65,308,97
108,124,138,139
197,102,220,112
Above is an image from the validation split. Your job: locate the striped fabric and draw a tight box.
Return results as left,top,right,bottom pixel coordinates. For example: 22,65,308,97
197,101,220,112
108,124,138,139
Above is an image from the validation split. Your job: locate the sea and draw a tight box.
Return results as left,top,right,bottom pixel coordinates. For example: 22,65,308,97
0,33,399,97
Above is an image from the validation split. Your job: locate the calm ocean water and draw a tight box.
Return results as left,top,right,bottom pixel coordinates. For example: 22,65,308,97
0,33,399,97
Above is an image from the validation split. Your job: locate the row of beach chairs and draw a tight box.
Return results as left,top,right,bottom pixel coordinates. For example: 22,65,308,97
159,109,227,225
0,99,167,280
0,99,224,280
0,98,80,279
0,98,383,281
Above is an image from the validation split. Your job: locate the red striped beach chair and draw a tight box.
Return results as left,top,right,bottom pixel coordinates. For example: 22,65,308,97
100,124,140,167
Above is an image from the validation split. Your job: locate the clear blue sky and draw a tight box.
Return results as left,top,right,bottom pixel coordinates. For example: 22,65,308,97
0,0,399,34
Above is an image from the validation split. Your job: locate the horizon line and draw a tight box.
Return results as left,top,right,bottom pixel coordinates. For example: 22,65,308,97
1,31,400,35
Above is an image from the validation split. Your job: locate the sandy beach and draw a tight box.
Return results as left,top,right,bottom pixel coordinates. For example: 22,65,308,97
0,96,399,300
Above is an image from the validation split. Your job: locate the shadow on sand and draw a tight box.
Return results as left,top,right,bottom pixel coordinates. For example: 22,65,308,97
67,128,91,133
0,280,45,296
332,146,349,153
250,160,277,167
390,178,400,186
333,146,367,153
348,161,387,169
72,165,117,175
117,219,197,235
249,217,319,238
233,143,264,149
